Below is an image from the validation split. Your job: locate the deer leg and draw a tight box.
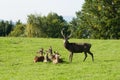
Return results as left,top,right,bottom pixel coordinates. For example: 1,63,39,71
88,51,94,62
69,52,73,62
83,52,87,62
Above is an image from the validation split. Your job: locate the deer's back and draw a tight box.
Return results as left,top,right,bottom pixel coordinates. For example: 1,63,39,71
64,42,91,53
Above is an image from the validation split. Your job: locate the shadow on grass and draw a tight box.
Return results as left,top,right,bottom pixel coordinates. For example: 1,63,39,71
104,60,116,62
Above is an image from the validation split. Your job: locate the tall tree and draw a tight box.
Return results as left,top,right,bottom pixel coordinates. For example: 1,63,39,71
0,20,14,36
26,14,43,37
46,13,66,38
9,20,26,37
71,0,120,39
0,20,5,36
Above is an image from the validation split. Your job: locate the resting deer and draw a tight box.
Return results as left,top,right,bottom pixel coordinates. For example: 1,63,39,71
36,48,44,56
44,50,52,62
34,56,44,63
34,48,44,63
61,28,94,62
44,46,55,62
47,46,64,64
52,51,64,64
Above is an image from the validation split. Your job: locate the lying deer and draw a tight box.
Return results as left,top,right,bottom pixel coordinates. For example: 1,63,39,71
33,56,44,63
44,50,52,62
52,51,63,64
34,48,44,63
36,48,44,56
61,28,94,62
47,46,64,64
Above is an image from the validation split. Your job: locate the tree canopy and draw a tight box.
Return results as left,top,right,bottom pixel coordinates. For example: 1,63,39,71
26,13,68,38
0,20,14,36
71,0,120,39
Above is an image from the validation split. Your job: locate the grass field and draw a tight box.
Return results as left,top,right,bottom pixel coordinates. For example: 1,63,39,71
0,37,120,80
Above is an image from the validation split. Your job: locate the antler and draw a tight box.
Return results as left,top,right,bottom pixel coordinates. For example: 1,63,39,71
67,30,72,38
61,28,65,38
61,28,72,39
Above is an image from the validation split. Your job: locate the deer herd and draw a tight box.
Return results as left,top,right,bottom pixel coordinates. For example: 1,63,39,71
34,47,64,64
33,28,94,64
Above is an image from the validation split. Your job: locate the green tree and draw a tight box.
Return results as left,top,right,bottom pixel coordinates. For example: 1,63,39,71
0,20,5,36
9,20,26,37
71,0,120,39
0,20,14,36
26,14,43,37
46,13,66,38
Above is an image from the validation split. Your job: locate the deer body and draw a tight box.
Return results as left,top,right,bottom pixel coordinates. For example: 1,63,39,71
61,28,94,62
34,56,44,63
64,41,91,53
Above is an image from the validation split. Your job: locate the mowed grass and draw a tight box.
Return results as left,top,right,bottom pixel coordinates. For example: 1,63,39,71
0,37,120,80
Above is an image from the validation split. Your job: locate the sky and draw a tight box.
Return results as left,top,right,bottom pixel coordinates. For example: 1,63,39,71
0,0,84,23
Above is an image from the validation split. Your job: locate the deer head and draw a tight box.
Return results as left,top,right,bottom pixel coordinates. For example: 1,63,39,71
49,46,53,55
36,48,44,56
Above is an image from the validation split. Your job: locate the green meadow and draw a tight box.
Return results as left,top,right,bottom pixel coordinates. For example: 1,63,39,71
0,37,120,80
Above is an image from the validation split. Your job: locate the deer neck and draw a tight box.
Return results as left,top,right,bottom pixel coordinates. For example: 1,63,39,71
64,40,69,49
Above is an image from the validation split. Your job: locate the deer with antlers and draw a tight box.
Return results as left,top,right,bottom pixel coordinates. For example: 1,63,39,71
61,28,94,62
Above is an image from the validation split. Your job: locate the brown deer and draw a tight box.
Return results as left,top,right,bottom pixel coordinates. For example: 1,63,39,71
36,48,44,56
61,28,94,62
47,46,64,64
33,56,44,63
44,46,55,62
34,48,44,63
44,50,52,62
52,51,64,64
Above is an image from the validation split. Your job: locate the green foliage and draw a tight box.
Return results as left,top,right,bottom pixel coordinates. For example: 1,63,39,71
9,21,26,37
0,37,120,80
71,0,120,39
26,12,67,38
0,20,14,36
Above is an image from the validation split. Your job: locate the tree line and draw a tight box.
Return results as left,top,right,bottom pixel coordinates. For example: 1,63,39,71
0,0,120,39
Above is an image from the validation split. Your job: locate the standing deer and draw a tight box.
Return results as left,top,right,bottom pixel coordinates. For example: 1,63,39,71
61,28,94,62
